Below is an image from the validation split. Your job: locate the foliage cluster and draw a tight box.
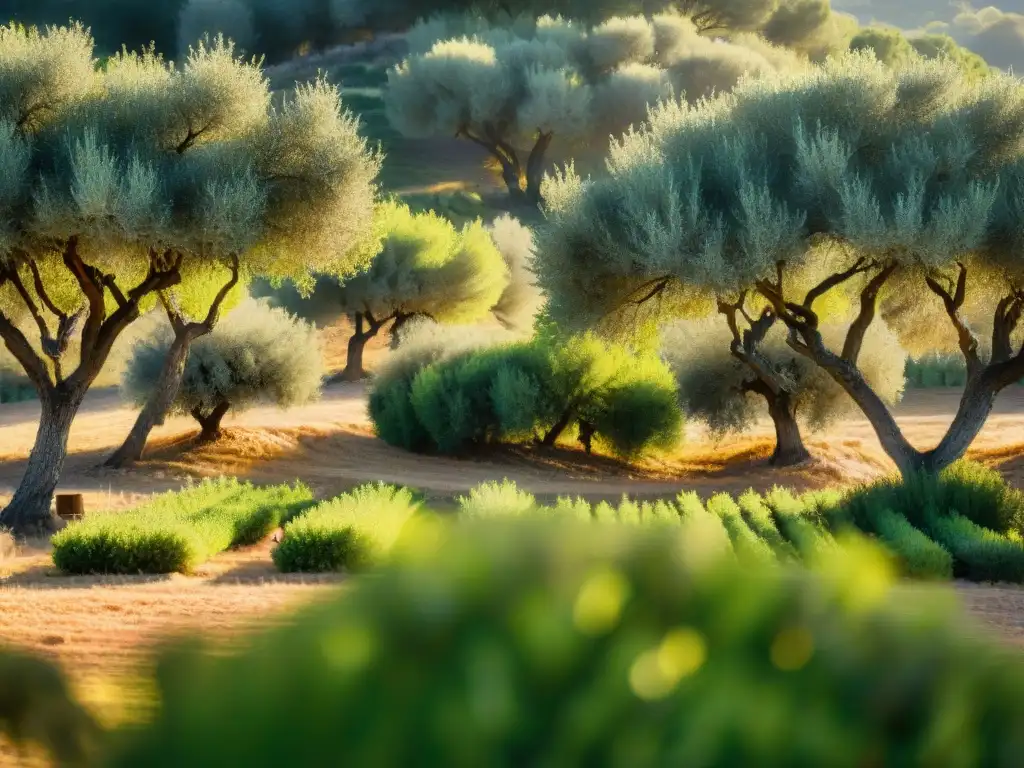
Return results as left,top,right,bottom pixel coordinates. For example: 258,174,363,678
458,463,1024,583
369,331,682,458
102,519,1024,767
122,300,324,438
904,354,969,389
663,318,905,435
388,11,807,204
272,483,420,572
842,462,1024,581
0,21,379,533
534,51,1024,476
50,478,313,574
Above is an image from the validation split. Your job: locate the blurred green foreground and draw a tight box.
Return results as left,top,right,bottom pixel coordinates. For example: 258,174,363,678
4,517,1024,767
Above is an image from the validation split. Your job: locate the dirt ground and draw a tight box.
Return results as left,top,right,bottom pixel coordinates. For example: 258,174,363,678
4,383,1024,764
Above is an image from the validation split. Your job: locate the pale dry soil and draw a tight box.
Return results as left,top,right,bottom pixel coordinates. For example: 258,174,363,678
4,384,1024,765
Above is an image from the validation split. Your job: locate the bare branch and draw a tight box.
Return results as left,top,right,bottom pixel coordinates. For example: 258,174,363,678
925,263,981,374
0,306,53,395
196,254,240,331
803,257,871,310
842,262,898,365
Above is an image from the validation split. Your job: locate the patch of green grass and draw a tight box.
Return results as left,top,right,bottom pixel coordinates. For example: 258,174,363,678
51,479,312,574
273,484,420,573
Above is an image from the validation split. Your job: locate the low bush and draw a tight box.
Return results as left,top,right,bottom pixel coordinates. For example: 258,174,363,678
859,506,953,580
107,520,1024,767
457,479,537,518
272,484,419,573
706,493,775,565
0,358,34,404
737,490,800,562
765,488,839,563
841,461,1024,539
904,353,968,388
371,332,683,460
927,509,1024,583
52,479,312,574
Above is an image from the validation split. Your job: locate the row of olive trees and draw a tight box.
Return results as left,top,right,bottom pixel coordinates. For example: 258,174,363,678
0,24,379,535
383,5,992,210
534,50,1024,478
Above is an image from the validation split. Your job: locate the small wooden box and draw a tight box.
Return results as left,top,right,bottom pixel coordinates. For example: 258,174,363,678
55,494,85,522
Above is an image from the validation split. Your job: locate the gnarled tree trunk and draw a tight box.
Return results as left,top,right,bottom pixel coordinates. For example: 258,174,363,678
191,401,231,443
104,256,238,468
105,328,199,468
0,386,86,535
525,131,554,208
337,312,385,382
766,391,810,467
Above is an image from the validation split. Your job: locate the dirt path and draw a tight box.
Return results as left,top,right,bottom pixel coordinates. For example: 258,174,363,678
2,382,1024,761
4,384,1024,509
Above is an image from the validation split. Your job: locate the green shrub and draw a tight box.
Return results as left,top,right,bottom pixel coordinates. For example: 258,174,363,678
860,506,953,580
272,484,419,573
841,461,1024,537
706,493,775,564
107,520,1024,767
927,508,1024,583
675,492,734,557
800,489,855,532
904,354,968,388
457,479,537,518
737,490,800,562
765,488,839,563
0,358,34,403
0,648,98,766
371,333,683,460
51,479,312,574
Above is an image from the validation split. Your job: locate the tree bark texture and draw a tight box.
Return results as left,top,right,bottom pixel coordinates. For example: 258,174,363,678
104,255,238,468
192,401,231,442
541,408,573,447
338,312,384,382
105,329,198,468
0,388,85,535
766,392,810,467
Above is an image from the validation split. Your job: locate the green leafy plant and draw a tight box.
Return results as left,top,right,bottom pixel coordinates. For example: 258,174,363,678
272,484,420,573
106,519,1024,767
51,479,312,574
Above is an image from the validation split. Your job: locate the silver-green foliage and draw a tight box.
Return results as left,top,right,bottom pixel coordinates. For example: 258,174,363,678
535,51,1024,474
122,299,324,421
387,11,805,200
261,202,509,329
663,316,906,435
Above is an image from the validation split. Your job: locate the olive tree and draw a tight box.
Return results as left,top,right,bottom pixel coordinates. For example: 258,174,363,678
536,51,1024,478
260,202,508,381
102,40,379,469
663,317,904,464
0,25,377,533
387,11,804,207
122,299,323,441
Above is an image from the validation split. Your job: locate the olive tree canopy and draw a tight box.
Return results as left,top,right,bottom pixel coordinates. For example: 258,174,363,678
535,51,1024,476
387,11,805,207
259,202,508,380
0,24,379,533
